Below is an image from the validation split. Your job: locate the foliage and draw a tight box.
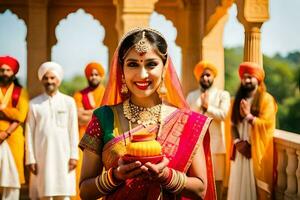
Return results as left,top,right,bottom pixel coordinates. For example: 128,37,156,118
224,47,243,94
59,75,88,96
277,94,300,133
263,55,297,103
224,47,300,134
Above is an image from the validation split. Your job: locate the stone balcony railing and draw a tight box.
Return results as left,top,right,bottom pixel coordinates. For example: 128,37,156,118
274,129,300,200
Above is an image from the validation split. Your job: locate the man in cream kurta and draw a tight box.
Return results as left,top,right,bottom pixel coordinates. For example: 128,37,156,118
187,61,230,199
26,61,79,200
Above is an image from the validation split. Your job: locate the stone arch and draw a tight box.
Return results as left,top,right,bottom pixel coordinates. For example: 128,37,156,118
47,2,118,72
0,9,27,85
223,3,244,48
150,11,182,79
201,1,234,89
51,8,109,79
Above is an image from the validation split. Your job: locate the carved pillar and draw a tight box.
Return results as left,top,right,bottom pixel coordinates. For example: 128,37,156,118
181,0,203,95
296,150,300,199
275,144,287,200
202,14,229,89
27,0,48,98
113,0,158,40
243,22,263,66
285,148,298,199
236,0,269,67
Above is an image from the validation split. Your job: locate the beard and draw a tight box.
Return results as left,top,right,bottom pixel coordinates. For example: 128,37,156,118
43,83,58,94
88,80,100,88
200,80,213,91
241,83,257,97
0,75,14,86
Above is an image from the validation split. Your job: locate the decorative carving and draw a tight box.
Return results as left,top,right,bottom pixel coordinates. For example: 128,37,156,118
244,0,269,22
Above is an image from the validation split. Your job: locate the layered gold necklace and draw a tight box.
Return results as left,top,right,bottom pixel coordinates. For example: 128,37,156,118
123,99,162,127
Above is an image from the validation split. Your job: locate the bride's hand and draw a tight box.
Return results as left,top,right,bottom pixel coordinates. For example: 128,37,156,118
113,158,143,181
141,156,170,182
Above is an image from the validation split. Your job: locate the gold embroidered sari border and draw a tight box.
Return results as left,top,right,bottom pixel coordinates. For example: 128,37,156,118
79,134,102,155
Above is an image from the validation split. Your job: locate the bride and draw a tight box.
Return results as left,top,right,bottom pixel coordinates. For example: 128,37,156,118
79,27,216,200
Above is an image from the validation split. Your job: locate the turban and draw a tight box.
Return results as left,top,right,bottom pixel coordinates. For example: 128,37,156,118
0,56,19,74
238,62,265,83
85,62,105,78
38,61,63,82
193,61,218,82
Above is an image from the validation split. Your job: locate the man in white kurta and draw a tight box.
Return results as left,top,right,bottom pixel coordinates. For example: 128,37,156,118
186,61,230,199
25,62,79,200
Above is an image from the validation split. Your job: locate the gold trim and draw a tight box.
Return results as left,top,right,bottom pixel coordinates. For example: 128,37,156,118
184,116,212,172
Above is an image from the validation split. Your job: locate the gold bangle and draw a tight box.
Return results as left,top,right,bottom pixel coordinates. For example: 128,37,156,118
96,168,120,195
107,168,122,187
99,171,113,193
95,175,107,195
163,169,187,194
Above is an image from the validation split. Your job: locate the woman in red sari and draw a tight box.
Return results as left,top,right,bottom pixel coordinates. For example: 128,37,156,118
79,27,216,200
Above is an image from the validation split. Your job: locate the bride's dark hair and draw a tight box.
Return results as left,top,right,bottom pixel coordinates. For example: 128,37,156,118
118,29,168,66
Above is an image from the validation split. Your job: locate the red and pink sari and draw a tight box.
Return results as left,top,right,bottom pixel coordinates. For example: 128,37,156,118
79,45,216,199
79,104,215,200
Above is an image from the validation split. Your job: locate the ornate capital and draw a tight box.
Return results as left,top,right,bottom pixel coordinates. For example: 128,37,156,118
236,0,269,24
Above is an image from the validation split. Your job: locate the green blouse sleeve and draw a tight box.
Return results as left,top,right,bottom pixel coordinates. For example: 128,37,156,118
93,106,115,144
79,106,115,155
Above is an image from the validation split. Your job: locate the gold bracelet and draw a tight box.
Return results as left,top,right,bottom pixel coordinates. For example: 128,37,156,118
95,175,108,195
95,168,121,195
99,171,114,193
107,168,122,187
163,169,187,194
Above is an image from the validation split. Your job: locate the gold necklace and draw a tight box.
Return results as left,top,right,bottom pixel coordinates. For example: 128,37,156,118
123,99,162,127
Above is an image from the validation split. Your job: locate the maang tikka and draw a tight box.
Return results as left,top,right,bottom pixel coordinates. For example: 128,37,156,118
121,74,129,94
134,31,152,54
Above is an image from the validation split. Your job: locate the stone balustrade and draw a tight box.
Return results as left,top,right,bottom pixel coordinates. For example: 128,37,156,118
274,129,300,200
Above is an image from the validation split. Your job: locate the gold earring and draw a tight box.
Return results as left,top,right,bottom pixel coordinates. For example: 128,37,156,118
121,74,128,94
158,78,167,97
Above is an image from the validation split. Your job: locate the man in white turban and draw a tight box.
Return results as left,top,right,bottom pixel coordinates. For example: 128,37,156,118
25,61,79,200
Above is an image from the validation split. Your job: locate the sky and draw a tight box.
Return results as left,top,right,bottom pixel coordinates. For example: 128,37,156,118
0,0,300,84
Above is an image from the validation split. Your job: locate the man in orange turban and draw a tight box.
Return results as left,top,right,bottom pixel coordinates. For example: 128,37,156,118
227,62,277,199
73,62,106,199
0,56,29,199
187,60,230,199
193,60,218,83
238,62,265,83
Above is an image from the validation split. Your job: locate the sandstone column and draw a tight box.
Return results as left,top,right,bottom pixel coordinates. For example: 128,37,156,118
27,0,48,98
202,14,229,89
236,0,269,67
113,0,158,40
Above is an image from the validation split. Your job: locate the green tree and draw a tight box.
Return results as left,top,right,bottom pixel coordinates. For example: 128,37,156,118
278,94,300,133
224,47,243,95
59,75,88,96
263,55,297,103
